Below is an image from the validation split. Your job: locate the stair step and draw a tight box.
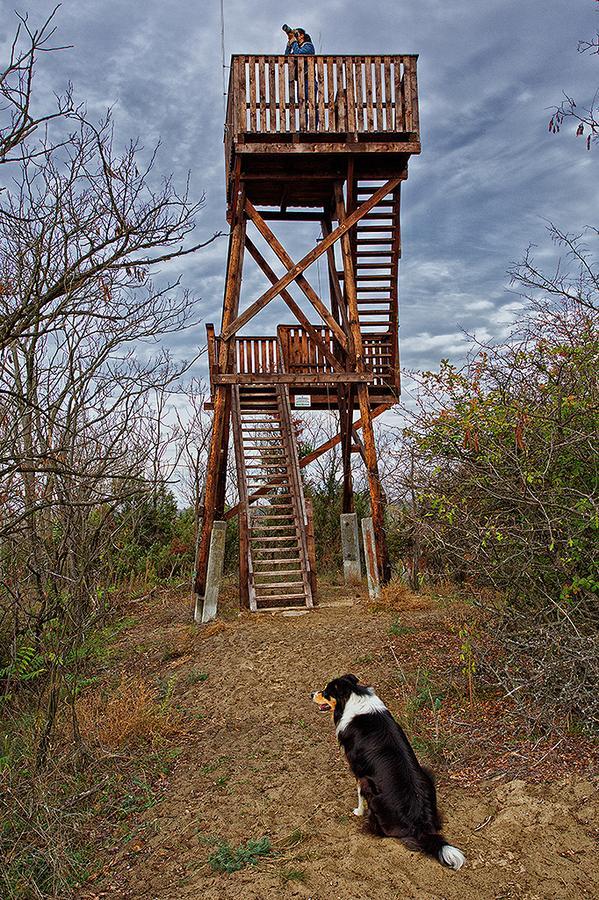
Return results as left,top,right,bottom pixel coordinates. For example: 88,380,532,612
254,569,302,577
255,593,307,602
251,524,297,532
254,581,304,590
245,463,289,469
253,550,302,559
253,558,302,566
250,514,294,520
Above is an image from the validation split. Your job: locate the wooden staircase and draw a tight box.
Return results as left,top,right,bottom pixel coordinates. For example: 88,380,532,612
353,179,400,339
231,384,313,611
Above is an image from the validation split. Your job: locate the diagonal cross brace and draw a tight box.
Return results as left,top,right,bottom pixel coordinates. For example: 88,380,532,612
221,177,401,341
244,236,344,373
245,200,348,350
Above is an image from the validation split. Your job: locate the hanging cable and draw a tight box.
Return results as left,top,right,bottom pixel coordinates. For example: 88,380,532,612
220,0,227,114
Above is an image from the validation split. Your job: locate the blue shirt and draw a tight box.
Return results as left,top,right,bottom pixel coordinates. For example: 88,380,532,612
285,40,315,55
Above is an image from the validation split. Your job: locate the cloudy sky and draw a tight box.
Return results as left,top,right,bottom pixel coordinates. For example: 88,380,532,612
1,0,597,386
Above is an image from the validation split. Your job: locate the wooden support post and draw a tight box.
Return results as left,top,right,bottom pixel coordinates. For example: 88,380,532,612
193,195,246,602
335,178,391,585
194,521,227,623
338,386,355,513
361,517,380,599
305,498,317,604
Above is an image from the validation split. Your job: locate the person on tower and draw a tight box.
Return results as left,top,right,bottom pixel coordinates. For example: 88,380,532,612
283,25,315,55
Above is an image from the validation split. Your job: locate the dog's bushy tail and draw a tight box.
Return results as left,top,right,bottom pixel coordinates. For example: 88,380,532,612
413,833,466,870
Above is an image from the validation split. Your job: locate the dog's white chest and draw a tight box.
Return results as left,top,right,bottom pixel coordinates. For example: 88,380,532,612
336,691,388,736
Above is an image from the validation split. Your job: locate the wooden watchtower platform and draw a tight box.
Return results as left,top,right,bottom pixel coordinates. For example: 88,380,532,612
194,54,420,615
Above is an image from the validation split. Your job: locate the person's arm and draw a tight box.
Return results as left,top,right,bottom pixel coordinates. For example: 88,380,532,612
285,40,299,55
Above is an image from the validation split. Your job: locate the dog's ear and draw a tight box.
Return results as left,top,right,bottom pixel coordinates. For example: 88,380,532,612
345,673,359,685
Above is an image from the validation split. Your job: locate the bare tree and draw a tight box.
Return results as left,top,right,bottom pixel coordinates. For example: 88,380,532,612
0,8,221,765
548,14,599,149
0,5,74,165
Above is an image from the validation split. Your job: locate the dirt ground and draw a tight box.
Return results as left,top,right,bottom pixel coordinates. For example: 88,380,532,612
81,583,598,900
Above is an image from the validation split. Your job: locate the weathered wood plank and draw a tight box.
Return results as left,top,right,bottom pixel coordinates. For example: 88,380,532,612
234,140,421,154
383,56,393,131
374,57,384,130
213,373,374,385
316,56,325,131
346,57,357,133
336,57,346,131
326,57,335,129
248,58,257,131
268,57,276,131
277,58,286,131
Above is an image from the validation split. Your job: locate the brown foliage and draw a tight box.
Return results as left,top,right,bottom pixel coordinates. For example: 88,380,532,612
77,676,183,749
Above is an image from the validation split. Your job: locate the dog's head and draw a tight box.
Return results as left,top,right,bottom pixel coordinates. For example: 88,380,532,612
310,673,362,718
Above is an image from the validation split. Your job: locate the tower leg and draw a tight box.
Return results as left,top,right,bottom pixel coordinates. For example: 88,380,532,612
338,385,355,514
335,178,391,585
193,204,246,604
357,384,391,584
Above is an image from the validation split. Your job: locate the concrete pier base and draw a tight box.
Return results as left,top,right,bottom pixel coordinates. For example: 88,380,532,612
194,521,227,624
361,516,380,599
341,513,362,583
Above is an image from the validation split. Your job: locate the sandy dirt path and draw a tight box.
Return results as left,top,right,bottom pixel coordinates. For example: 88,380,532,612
84,589,598,900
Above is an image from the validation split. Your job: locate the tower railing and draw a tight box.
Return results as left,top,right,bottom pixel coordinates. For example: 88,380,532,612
225,54,419,169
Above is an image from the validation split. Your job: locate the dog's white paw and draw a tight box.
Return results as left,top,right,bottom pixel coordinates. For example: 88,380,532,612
353,806,365,817
440,845,466,870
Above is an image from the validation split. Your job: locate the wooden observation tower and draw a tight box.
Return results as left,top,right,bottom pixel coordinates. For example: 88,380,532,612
194,53,420,616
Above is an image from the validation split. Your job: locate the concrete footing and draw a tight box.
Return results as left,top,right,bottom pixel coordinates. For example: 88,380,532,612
194,520,227,624
361,516,380,599
341,513,362,583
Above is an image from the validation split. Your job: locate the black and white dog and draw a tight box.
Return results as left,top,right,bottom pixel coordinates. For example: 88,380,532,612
311,674,465,870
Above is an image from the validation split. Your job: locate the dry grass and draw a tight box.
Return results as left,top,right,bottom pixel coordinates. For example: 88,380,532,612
369,576,426,610
77,676,184,749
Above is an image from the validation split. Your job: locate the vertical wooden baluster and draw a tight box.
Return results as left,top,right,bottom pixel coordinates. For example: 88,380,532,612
326,57,335,130
335,57,346,131
297,56,306,132
355,58,365,130
257,55,265,130
384,56,392,131
278,56,286,131
374,57,383,131
346,57,356,134
409,56,420,138
316,56,325,132
395,57,403,131
238,57,247,133
268,57,276,133
365,56,374,131
403,57,413,132
248,58,257,131
306,57,315,131
287,57,297,132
